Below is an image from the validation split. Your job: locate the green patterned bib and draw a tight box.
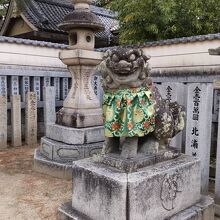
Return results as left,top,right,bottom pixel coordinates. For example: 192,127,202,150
103,87,156,137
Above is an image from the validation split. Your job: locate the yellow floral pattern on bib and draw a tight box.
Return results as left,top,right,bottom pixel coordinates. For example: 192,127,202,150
103,87,156,137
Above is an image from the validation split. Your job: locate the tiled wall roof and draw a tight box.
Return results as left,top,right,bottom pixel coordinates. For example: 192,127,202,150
21,0,118,40
0,36,68,48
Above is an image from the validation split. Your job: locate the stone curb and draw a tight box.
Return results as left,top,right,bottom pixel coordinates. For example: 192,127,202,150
34,148,73,180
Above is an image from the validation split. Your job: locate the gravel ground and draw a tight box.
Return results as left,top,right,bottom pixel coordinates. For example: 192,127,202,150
0,145,219,220
0,145,72,220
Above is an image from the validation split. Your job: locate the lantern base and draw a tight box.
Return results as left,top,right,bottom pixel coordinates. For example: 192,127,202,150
56,107,103,128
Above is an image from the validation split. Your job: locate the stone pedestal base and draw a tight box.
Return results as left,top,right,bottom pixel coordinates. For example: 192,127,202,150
34,124,104,179
215,203,220,217
46,124,104,145
34,149,73,180
58,196,214,220
39,137,103,163
58,155,210,220
56,107,103,128
98,148,180,172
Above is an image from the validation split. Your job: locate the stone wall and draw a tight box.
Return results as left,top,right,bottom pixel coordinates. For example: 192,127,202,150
145,39,220,79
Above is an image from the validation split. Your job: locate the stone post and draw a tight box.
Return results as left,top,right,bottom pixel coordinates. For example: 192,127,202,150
61,78,69,100
21,76,30,102
43,77,51,87
209,46,220,216
0,96,7,149
25,92,37,145
0,76,7,97
11,76,19,96
185,83,213,194
215,97,220,214
33,76,41,101
11,95,22,147
54,77,61,100
156,82,185,151
43,87,56,136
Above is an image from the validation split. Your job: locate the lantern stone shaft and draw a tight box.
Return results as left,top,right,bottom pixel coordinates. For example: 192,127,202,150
57,0,104,128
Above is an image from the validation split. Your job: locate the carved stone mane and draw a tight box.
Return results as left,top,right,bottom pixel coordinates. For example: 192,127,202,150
97,48,152,90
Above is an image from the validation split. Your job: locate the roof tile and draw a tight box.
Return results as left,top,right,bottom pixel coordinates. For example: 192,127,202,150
20,0,118,41
0,36,68,48
97,33,220,52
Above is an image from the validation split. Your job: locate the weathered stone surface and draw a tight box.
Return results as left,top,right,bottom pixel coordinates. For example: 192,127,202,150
0,76,7,96
32,76,41,101
69,155,201,220
56,63,103,128
61,78,69,100
56,107,103,128
215,203,220,217
128,155,201,220
213,89,220,122
215,97,220,205
92,75,103,104
10,76,19,96
99,148,180,172
25,92,37,145
97,48,185,159
43,77,51,87
11,95,22,147
58,202,92,220
71,159,127,220
185,83,213,193
43,87,56,126
156,82,186,150
46,124,83,144
46,124,104,145
169,196,214,220
34,148,73,180
54,77,61,100
21,76,30,102
0,96,7,149
58,196,214,220
83,143,104,158
195,196,214,220
40,137,103,162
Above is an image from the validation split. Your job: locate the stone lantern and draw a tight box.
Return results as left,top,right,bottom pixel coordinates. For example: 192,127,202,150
57,0,105,128
34,0,105,179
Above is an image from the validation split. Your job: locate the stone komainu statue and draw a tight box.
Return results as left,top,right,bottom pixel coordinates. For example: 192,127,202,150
97,48,185,159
